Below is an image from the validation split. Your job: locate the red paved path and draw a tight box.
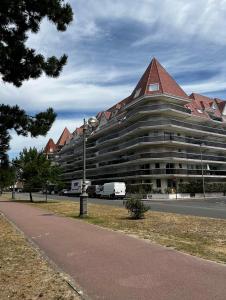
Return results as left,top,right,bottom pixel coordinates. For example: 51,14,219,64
1,201,226,300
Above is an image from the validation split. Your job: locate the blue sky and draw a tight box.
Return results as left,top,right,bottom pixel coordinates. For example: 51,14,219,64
2,0,226,158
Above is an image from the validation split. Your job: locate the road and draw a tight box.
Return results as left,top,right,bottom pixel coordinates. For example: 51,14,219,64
13,192,226,220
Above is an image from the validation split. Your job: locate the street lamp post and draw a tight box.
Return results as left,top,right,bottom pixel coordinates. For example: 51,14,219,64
200,143,206,199
8,161,17,200
80,117,98,217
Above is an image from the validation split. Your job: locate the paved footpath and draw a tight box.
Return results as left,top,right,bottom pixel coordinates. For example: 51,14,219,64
1,201,226,300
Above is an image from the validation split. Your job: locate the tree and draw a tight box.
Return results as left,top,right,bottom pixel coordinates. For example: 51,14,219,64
0,105,56,168
15,147,61,201
0,0,73,87
0,166,15,194
0,1,73,170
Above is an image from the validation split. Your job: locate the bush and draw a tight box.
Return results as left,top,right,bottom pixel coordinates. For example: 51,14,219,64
124,198,150,219
178,181,226,194
126,184,152,194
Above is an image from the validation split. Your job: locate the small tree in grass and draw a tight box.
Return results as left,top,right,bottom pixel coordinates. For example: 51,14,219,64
124,198,150,219
15,147,61,202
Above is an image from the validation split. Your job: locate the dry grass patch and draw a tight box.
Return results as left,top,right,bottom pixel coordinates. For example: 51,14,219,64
32,200,226,264
0,214,80,300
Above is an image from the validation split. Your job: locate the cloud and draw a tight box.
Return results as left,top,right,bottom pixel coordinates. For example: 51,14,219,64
2,0,226,158
8,118,83,159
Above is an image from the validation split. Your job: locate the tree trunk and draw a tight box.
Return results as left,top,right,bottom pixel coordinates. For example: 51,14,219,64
29,192,33,202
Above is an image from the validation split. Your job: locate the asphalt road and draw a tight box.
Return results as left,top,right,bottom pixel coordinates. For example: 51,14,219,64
13,192,226,220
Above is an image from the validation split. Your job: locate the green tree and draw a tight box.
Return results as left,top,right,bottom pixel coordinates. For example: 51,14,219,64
0,0,73,87
0,105,56,167
15,147,61,202
0,0,73,169
0,166,15,194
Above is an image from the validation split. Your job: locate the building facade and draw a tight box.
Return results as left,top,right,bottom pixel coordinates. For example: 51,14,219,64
47,58,226,193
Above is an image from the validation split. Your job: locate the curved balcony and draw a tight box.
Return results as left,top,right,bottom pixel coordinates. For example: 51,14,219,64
97,119,226,145
98,135,226,156
89,168,226,180
127,104,191,119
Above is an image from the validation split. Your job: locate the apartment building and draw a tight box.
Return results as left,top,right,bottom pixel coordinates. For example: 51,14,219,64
45,58,226,193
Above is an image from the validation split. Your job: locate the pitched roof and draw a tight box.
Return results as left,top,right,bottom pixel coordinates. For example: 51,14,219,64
56,127,72,147
215,98,226,113
44,138,57,154
107,96,131,112
96,111,112,120
131,58,189,100
187,93,223,120
73,127,83,136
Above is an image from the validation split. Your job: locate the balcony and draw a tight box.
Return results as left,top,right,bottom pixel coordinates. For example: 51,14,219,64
62,150,226,176
88,168,226,179
127,104,192,118
97,119,226,145
98,134,226,156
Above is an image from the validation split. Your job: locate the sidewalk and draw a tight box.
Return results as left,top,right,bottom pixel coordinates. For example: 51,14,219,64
1,200,226,300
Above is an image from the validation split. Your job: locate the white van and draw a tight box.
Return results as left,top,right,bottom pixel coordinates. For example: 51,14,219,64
100,182,126,199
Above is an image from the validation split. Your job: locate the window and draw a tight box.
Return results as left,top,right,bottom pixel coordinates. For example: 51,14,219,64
134,88,141,99
144,179,151,183
142,133,149,137
179,163,182,168
142,164,149,169
155,163,160,168
148,83,159,92
156,179,161,188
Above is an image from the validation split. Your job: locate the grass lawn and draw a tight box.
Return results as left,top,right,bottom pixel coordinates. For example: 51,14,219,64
0,210,80,299
27,199,226,264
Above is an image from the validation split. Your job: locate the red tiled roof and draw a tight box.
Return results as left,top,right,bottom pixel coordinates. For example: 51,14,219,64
130,58,189,100
96,111,112,120
107,96,131,112
73,127,84,136
104,111,111,120
96,111,103,119
44,138,57,154
186,93,223,120
215,98,226,113
56,127,72,147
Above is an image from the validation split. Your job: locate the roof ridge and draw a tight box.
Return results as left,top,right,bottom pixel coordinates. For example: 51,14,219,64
153,58,163,93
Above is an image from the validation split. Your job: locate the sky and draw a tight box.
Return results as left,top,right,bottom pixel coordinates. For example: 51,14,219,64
3,0,226,159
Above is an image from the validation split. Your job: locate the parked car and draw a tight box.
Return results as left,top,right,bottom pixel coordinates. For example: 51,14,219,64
87,185,101,198
99,182,126,199
58,189,68,196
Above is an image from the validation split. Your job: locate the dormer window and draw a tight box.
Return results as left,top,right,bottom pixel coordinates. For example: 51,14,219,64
134,88,141,99
197,109,203,114
148,83,159,92
211,103,216,110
